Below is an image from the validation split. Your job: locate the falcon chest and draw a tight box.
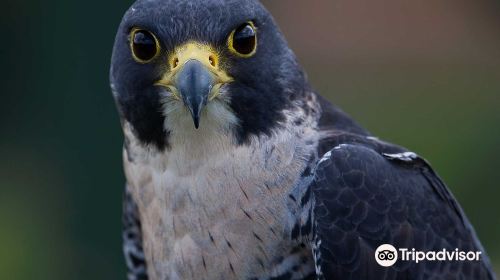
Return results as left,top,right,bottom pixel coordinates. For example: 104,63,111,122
123,123,314,279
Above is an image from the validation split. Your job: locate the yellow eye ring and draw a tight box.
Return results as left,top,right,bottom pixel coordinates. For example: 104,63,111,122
228,21,257,58
129,28,161,63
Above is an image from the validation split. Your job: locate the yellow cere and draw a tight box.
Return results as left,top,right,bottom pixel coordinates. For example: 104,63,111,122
155,42,233,101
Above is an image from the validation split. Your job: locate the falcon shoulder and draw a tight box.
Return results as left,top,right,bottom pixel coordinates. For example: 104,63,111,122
123,187,149,280
306,130,495,280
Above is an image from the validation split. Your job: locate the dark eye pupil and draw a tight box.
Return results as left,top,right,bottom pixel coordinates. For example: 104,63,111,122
232,24,256,55
132,30,157,61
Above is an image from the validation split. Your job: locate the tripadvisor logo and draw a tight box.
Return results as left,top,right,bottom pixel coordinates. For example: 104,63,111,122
375,244,398,267
374,244,482,267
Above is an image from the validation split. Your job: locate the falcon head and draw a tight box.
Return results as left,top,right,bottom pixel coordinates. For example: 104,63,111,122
110,0,308,150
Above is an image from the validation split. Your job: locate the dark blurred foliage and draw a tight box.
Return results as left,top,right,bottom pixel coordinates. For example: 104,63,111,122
0,0,498,279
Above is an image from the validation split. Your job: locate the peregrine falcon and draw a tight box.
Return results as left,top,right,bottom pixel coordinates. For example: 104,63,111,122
110,0,496,279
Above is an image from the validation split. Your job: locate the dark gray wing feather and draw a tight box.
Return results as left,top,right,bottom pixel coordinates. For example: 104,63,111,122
123,187,148,280
309,135,495,280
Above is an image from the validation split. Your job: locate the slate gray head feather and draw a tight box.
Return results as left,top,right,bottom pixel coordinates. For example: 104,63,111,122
110,0,307,150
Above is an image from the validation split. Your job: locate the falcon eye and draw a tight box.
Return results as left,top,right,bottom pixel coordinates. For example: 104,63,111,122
130,28,160,63
228,22,257,57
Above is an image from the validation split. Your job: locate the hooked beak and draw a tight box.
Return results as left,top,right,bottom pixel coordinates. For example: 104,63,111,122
155,42,233,129
176,60,213,129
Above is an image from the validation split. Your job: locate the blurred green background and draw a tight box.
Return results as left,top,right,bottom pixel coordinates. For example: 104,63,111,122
1,0,499,279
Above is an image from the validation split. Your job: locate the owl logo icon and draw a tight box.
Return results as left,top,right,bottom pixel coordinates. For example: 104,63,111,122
375,244,398,267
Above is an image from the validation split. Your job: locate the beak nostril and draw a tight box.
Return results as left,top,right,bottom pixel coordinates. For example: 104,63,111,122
173,57,179,68
209,55,216,67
